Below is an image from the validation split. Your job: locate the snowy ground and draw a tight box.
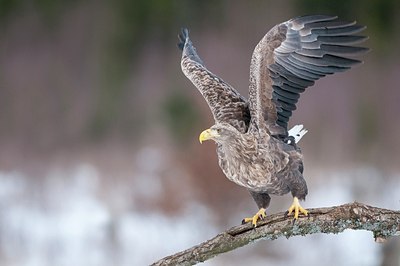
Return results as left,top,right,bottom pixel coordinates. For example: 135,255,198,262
0,162,399,266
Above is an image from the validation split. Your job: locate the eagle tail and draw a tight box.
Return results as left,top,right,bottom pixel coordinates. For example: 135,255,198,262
288,124,308,143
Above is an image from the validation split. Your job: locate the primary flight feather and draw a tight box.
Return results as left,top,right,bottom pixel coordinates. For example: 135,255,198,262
178,15,368,226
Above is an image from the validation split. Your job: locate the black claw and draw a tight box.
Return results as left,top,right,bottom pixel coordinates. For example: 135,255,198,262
284,210,289,217
291,218,296,225
241,219,246,225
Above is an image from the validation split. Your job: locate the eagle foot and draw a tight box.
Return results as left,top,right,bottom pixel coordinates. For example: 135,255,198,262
242,208,266,227
287,197,308,220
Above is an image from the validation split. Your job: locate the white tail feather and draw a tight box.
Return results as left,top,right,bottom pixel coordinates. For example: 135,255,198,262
288,124,308,143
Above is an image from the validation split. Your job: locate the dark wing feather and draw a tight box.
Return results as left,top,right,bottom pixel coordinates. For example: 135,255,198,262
178,28,250,133
248,15,368,132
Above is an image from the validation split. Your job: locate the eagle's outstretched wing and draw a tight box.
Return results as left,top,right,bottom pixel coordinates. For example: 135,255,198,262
178,29,250,133
248,15,368,135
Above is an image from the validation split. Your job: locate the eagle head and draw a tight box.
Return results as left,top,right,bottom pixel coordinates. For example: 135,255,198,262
199,123,240,144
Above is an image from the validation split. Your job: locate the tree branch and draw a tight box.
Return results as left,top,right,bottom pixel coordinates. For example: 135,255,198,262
152,202,400,266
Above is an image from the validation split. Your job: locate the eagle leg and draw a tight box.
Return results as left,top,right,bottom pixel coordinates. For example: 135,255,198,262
242,208,266,227
243,191,271,227
287,196,308,219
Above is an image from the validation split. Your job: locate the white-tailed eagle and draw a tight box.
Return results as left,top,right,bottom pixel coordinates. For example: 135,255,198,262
178,15,368,226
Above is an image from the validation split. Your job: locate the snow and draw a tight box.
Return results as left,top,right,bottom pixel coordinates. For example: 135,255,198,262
0,163,397,265
0,164,216,266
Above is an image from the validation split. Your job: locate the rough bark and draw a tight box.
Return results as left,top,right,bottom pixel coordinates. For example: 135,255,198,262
151,202,400,266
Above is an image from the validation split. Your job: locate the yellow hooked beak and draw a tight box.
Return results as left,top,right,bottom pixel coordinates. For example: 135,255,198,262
199,128,219,143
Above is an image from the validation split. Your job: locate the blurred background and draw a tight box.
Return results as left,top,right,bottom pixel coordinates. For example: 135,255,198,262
0,0,400,265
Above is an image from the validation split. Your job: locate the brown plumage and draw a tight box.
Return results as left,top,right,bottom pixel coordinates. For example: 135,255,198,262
178,15,368,226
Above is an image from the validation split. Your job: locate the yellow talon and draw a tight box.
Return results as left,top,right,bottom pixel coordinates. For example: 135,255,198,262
287,197,308,219
242,208,266,227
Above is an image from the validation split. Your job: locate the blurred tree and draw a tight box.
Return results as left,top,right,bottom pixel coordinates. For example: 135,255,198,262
161,90,201,146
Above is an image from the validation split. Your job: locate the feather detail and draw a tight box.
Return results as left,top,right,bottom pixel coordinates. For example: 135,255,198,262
248,15,368,132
